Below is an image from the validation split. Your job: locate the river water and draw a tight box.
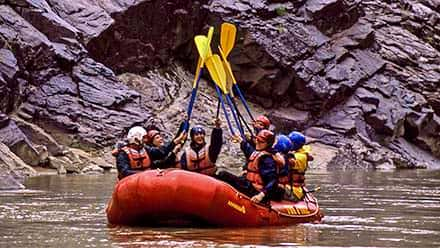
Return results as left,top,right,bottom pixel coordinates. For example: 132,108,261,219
1,169,439,247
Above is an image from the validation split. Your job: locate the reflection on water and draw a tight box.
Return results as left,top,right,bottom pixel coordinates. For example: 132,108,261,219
108,225,320,247
0,170,439,247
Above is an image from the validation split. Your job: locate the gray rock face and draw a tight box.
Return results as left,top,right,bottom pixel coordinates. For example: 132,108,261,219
0,4,150,152
204,0,440,168
0,0,439,176
0,2,155,179
86,0,210,74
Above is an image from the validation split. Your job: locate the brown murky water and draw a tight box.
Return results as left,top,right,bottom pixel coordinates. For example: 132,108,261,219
1,169,439,247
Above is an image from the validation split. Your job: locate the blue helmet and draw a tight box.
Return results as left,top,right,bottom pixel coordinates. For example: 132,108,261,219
288,131,306,151
273,135,293,154
190,125,205,139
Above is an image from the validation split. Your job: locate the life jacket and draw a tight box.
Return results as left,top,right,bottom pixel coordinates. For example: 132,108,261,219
273,152,289,185
246,150,273,191
283,184,305,202
121,146,152,170
184,145,216,176
288,145,312,187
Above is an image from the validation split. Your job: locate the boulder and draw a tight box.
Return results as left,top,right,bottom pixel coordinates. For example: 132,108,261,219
308,142,339,169
0,142,37,189
81,164,105,174
0,117,40,166
49,155,80,174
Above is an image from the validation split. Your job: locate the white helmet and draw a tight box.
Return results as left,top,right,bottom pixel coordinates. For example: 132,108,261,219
127,126,147,145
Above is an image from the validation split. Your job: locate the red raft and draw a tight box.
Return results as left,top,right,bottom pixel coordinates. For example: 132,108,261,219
106,169,323,227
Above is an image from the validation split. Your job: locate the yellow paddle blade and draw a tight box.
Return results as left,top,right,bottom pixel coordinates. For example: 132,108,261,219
220,22,236,58
219,46,238,86
206,26,214,57
223,60,234,96
194,35,209,61
205,54,227,93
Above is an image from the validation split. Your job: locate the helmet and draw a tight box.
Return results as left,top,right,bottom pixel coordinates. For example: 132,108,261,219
273,135,293,154
127,126,147,145
256,130,275,147
255,115,271,128
288,131,306,150
190,125,205,139
145,129,160,144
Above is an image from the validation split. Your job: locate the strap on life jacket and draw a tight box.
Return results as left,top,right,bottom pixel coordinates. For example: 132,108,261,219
246,150,272,191
121,146,152,170
184,145,216,176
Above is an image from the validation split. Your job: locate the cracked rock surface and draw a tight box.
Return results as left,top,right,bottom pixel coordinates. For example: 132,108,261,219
0,0,439,188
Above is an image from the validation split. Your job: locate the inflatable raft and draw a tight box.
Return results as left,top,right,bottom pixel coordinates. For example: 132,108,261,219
106,169,323,227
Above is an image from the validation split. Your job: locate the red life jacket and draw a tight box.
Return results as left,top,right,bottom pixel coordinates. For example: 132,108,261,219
246,150,273,191
121,146,152,170
184,145,216,176
273,152,289,185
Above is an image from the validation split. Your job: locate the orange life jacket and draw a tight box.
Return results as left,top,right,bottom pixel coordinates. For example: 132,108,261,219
246,150,273,191
273,152,289,185
184,145,216,176
121,146,152,170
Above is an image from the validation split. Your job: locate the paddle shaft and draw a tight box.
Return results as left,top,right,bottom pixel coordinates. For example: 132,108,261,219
215,85,235,136
186,67,202,130
216,98,221,119
230,96,253,135
226,94,245,138
234,84,254,122
218,45,255,123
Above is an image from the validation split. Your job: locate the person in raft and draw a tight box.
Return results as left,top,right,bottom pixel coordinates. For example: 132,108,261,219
272,134,294,187
143,122,187,168
217,129,281,204
115,126,184,179
245,115,271,147
112,120,187,170
253,115,271,134
178,118,223,177
283,131,314,201
115,126,152,180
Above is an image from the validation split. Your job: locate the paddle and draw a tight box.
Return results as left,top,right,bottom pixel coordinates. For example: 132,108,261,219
205,54,245,138
185,27,214,131
305,186,321,193
219,22,255,122
216,99,221,119
204,54,235,135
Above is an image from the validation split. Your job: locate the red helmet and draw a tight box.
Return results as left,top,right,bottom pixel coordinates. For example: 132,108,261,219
145,130,160,144
255,115,271,128
256,130,275,146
